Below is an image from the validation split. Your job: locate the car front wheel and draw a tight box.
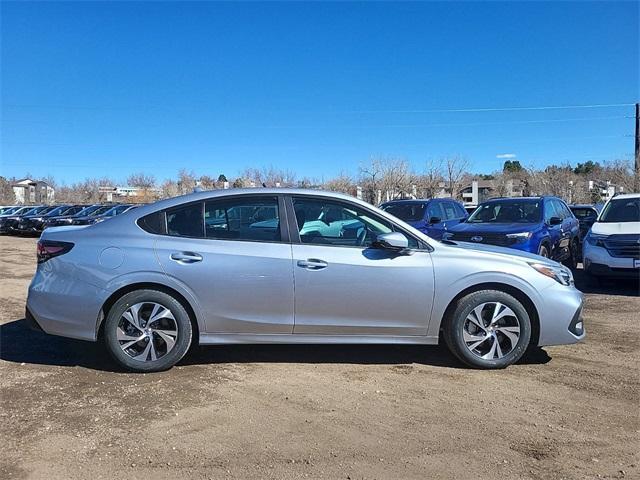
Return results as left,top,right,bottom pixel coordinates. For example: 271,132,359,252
443,290,532,369
104,289,193,373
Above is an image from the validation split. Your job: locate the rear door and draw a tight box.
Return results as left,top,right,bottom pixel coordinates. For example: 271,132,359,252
289,195,434,336
153,195,295,334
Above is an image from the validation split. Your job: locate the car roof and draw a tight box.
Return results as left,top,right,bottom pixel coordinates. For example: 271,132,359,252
609,193,640,200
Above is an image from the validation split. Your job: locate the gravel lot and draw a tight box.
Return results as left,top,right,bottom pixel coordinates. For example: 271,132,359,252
1,235,638,480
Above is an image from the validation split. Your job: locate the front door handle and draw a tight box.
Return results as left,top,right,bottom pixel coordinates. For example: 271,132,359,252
170,252,203,263
297,259,328,270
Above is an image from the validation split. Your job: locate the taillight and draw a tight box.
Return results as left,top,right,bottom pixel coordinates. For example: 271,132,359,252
37,240,74,264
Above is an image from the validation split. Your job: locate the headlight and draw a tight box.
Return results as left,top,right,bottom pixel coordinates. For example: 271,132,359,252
529,262,573,286
506,231,532,243
585,232,607,247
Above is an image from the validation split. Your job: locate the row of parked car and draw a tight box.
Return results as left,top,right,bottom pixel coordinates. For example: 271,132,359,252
380,194,639,281
0,203,140,236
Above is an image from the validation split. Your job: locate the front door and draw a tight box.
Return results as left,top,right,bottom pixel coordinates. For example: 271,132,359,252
289,196,434,336
154,195,294,334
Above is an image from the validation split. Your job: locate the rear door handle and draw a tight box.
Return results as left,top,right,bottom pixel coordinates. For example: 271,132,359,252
170,252,203,263
297,259,328,270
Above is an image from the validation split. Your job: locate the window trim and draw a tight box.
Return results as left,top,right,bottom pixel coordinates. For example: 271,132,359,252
137,194,289,244
286,194,430,251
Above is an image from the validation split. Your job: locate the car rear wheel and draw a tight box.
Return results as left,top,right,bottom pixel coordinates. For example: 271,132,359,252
443,290,531,369
104,289,193,373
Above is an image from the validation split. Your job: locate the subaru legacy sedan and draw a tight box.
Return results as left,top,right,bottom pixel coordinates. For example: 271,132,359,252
27,189,584,372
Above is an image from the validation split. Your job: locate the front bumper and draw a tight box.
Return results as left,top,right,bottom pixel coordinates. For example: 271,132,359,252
583,243,639,278
537,282,585,347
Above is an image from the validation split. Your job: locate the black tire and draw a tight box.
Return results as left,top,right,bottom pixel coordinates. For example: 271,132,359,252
443,290,532,369
538,243,550,258
104,289,193,373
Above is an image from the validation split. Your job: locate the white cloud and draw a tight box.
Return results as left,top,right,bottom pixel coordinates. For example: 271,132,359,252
496,153,517,159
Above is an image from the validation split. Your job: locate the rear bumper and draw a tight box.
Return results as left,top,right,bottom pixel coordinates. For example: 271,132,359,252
26,264,107,341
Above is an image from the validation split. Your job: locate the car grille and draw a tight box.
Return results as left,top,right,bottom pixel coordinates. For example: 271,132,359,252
603,234,640,259
449,232,510,247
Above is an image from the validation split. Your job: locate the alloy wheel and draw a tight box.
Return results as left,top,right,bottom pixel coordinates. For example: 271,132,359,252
117,302,178,362
463,302,521,360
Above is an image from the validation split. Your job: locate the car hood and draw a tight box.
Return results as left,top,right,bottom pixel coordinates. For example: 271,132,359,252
447,222,539,234
446,240,557,265
591,221,640,235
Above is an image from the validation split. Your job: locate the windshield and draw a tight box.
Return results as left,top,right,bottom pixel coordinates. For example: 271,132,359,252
104,205,131,216
91,205,114,216
43,206,68,217
73,205,101,217
468,200,541,223
382,203,426,222
1,207,19,215
599,198,640,223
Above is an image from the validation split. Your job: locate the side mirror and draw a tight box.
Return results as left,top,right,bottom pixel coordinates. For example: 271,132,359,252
374,232,409,251
428,216,441,225
549,216,562,226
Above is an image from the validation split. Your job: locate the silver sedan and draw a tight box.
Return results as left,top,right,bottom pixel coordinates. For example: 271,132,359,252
26,189,584,372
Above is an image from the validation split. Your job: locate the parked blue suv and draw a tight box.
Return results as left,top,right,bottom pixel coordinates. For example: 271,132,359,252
380,198,468,240
443,196,580,267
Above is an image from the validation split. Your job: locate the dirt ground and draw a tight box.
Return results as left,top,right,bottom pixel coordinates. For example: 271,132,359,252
0,235,638,480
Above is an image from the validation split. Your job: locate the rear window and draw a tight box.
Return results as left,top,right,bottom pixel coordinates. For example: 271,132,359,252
382,203,426,222
570,207,597,219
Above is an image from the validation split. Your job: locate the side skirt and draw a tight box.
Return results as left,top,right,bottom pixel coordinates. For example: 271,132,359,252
199,333,440,345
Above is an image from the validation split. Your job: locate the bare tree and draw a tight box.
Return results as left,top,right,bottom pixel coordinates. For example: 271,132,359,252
415,159,444,199
444,155,470,200
177,169,197,195
0,176,16,203
323,173,355,195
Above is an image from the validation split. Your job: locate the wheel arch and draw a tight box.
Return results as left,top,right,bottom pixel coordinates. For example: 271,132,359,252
97,282,200,342
438,282,540,347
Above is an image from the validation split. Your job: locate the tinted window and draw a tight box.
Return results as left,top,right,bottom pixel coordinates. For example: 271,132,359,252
204,196,280,242
138,211,166,234
469,201,542,223
600,198,640,223
167,203,204,237
454,203,467,218
382,203,426,222
571,207,597,219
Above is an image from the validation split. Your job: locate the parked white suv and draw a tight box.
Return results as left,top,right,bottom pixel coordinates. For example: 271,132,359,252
583,193,640,280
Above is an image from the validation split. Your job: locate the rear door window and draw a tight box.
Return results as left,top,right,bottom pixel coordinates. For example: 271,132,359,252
204,196,280,242
166,202,204,237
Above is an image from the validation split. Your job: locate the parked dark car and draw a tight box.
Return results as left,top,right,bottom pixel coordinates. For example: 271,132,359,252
71,204,139,225
14,205,83,235
380,198,468,240
444,196,580,267
0,206,20,215
43,204,104,228
0,205,48,233
569,204,601,240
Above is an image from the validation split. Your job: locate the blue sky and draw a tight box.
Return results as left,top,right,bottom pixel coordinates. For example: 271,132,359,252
1,1,638,184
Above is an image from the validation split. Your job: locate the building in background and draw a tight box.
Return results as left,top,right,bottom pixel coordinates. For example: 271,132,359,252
12,179,55,204
98,186,161,202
